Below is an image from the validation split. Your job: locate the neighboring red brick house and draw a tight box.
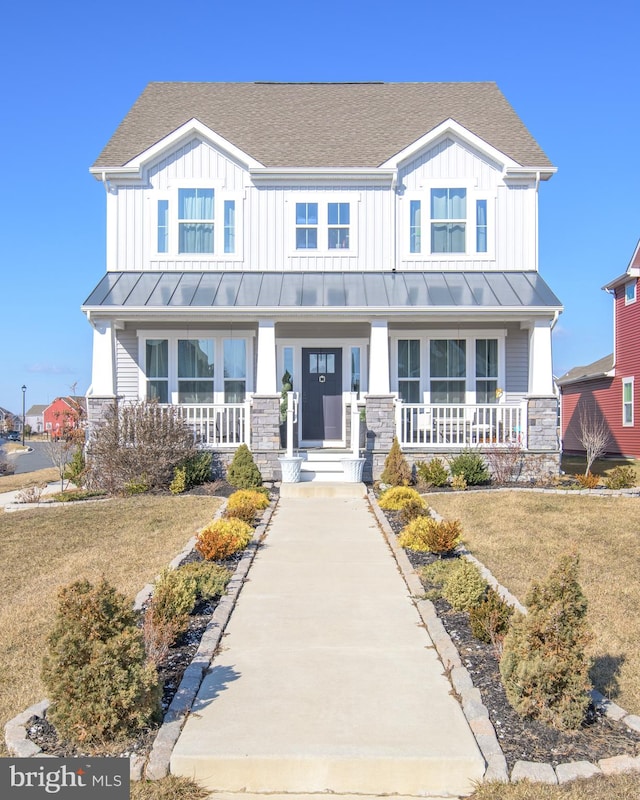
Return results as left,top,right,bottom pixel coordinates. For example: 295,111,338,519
43,396,87,440
558,240,640,458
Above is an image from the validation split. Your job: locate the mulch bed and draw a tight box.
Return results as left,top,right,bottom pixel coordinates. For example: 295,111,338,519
384,507,640,771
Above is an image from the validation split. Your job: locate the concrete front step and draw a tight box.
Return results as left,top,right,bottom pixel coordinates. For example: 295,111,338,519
280,481,367,498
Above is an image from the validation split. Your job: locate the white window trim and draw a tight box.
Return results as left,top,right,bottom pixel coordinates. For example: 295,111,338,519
390,330,506,403
622,377,634,427
287,193,360,256
624,280,636,305
401,183,495,260
148,181,244,261
138,331,254,403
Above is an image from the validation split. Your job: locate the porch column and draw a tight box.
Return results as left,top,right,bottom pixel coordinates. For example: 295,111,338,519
90,321,115,396
369,319,390,394
527,320,554,396
256,320,277,394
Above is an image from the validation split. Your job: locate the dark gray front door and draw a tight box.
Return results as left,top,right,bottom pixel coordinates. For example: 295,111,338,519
301,348,343,440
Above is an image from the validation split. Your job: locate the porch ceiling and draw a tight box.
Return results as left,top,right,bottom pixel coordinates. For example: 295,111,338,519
82,270,562,321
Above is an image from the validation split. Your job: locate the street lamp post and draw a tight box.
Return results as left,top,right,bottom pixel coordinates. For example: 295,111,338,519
21,385,26,446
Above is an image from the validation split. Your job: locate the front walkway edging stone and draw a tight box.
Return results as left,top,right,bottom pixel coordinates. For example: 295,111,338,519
369,489,640,786
4,493,278,784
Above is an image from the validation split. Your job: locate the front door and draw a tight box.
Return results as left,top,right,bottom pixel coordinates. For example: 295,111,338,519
301,348,343,441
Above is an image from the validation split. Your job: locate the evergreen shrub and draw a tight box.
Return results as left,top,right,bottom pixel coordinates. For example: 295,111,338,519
178,562,232,601
378,486,425,511
499,552,593,730
380,437,412,486
469,587,514,651
227,444,263,489
449,450,489,486
398,516,462,555
441,560,487,611
195,518,253,561
606,465,637,490
416,457,449,487
41,579,161,746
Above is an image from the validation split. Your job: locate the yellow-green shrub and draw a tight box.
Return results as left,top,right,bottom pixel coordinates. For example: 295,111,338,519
378,486,425,511
178,562,232,601
224,489,270,523
606,465,636,490
421,558,486,611
398,516,462,555
195,518,253,561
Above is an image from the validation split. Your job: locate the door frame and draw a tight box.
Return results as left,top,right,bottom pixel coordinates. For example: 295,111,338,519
276,338,369,448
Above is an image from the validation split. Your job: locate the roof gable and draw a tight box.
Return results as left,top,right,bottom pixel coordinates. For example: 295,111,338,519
93,82,554,173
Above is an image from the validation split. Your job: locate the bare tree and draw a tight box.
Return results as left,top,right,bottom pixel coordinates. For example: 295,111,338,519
577,405,610,475
46,438,74,492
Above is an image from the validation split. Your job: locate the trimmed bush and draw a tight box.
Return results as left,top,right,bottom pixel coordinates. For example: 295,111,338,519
449,450,489,486
169,466,187,495
575,471,599,489
500,552,593,730
195,517,253,561
227,444,263,489
398,516,462,555
378,486,425,511
225,489,270,523
399,496,429,525
380,437,412,487
416,457,449,488
451,474,467,491
42,579,161,746
469,587,514,651
442,559,487,611
178,562,232,601
148,567,198,632
606,465,637,490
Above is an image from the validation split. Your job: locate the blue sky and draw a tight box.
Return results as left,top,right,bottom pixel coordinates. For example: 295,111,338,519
1,0,638,415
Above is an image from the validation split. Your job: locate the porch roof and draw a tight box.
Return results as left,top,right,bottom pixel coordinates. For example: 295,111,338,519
83,271,562,318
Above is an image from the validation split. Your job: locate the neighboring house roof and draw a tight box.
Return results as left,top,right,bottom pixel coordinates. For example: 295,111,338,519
556,354,615,387
26,404,47,416
602,239,640,291
45,396,87,414
0,406,14,418
92,82,554,171
83,271,562,316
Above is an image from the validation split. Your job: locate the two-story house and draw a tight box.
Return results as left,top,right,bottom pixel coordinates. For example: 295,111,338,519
558,240,640,459
82,81,562,482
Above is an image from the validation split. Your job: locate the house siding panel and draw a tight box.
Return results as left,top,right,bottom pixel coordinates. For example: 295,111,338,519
505,326,529,394
115,329,140,401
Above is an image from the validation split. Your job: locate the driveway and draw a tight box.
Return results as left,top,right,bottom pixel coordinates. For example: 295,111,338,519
3,441,55,474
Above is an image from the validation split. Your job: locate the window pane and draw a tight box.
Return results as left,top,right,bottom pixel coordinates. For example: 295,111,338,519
147,380,168,404
449,188,466,218
624,382,632,402
476,199,487,253
309,354,317,373
224,339,246,379
157,200,169,253
296,228,317,249
476,380,498,404
328,228,349,249
179,223,214,253
410,200,421,253
399,380,420,403
224,380,246,403
476,339,498,378
430,340,466,378
178,340,214,378
431,188,448,219
430,380,465,404
398,340,420,378
179,188,214,220
283,346,294,385
326,354,335,373
146,339,168,378
318,354,326,373
178,381,214,403
328,203,349,224
224,200,235,254
296,203,317,225
351,347,360,392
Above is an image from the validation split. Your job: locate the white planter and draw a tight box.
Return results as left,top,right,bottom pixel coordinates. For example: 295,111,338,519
278,456,303,483
342,457,365,483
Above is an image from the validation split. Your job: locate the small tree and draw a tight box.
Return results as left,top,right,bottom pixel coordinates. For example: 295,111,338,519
500,552,592,730
380,437,412,486
227,443,263,488
578,406,610,476
46,438,74,492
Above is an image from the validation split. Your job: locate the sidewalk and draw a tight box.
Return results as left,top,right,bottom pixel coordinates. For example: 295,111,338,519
171,494,485,797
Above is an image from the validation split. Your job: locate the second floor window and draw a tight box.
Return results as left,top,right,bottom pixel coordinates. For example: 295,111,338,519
296,203,318,249
328,203,350,249
179,189,214,254
408,188,489,256
431,188,466,253
294,201,352,251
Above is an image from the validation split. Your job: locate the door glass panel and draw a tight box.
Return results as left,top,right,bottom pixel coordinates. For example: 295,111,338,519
326,354,335,373
309,354,317,373
318,354,326,373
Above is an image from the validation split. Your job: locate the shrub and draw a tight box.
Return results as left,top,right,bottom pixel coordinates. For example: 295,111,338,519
442,559,487,611
227,444,263,489
380,437,412,486
449,450,489,486
169,466,187,495
399,496,429,525
195,518,253,561
148,567,198,632
64,445,86,487
398,516,462,555
225,489,270,523
606,465,636,490
500,552,593,730
469,587,514,653
41,579,161,746
85,401,197,495
450,474,467,491
178,562,232,601
416,457,449,488
378,486,425,511
574,471,600,489
484,443,523,485
182,451,213,487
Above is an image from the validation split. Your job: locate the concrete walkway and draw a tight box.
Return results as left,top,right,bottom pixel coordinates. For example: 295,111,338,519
171,494,485,798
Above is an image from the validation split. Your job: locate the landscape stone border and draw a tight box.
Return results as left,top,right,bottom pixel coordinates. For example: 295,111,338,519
369,488,640,784
4,492,278,783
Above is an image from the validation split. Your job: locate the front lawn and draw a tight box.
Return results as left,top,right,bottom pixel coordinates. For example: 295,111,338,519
427,491,640,714
0,494,222,756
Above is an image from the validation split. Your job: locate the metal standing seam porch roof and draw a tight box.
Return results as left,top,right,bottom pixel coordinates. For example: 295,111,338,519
83,271,562,317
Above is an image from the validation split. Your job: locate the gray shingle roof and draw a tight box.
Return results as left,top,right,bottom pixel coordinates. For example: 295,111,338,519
557,354,615,386
93,82,553,171
83,271,562,312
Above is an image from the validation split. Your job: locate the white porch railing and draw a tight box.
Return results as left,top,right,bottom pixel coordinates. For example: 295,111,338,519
396,402,527,449
175,402,250,447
